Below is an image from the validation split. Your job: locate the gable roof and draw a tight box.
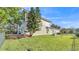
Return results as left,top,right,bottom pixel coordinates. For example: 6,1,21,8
41,17,52,23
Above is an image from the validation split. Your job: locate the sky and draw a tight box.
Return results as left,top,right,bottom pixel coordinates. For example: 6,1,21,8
25,7,79,28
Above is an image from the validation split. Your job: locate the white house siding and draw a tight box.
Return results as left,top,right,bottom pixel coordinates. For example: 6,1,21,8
52,29,60,34
33,19,52,36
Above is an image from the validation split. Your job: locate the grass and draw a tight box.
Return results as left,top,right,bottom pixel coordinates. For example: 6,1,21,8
0,34,79,51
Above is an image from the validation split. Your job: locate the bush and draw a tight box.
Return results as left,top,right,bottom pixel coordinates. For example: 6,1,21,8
75,28,79,37
27,48,32,51
75,33,79,37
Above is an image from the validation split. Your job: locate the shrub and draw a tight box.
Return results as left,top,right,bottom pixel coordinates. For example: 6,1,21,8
75,33,79,37
27,48,32,51
75,28,79,37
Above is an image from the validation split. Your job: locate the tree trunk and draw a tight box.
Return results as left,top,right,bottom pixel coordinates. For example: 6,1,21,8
29,32,33,37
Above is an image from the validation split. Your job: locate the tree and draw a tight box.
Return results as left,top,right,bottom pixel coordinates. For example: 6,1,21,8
1,7,22,34
51,24,60,29
27,7,41,36
17,8,27,34
7,8,21,24
20,8,27,21
60,28,66,34
0,8,9,26
60,28,73,34
35,7,41,30
75,28,79,37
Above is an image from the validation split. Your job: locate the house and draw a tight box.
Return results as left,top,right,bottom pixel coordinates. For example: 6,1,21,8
24,17,60,36
5,14,60,36
52,28,60,36
32,18,53,36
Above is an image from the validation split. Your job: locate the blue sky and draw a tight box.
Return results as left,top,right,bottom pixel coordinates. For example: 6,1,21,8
25,7,79,28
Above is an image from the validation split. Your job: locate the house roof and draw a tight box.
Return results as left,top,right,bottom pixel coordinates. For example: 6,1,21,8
41,17,52,23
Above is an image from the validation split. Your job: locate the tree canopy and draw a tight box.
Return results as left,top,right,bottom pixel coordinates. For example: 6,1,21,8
51,24,60,29
0,7,27,33
27,7,41,36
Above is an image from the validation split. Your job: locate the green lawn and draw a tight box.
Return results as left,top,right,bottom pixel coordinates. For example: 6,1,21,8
0,34,79,51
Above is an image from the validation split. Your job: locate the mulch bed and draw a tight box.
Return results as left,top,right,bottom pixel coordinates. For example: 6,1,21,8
6,34,32,39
